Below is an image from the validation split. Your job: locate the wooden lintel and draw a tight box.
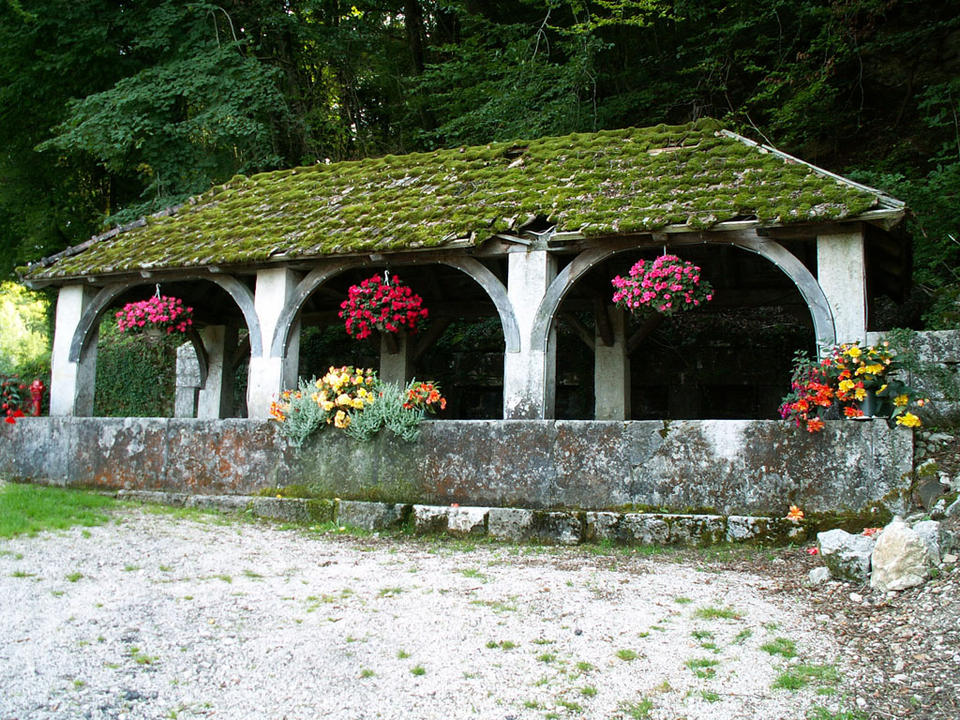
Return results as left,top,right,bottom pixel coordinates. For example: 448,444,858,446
627,314,664,354
561,313,595,351
414,317,453,361
592,296,614,347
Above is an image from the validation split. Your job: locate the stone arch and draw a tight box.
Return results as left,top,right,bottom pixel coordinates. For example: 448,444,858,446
530,235,836,355
67,275,262,367
269,256,521,359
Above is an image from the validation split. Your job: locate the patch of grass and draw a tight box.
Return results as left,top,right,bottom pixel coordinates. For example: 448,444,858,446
619,698,653,718
410,665,425,676
693,605,741,620
10,570,35,578
532,638,555,645
806,707,866,720
536,653,556,663
51,590,65,597
733,628,752,644
615,649,638,661
243,569,263,579
397,649,410,659
761,637,797,658
129,647,158,665
65,572,83,582
673,596,693,604
0,484,115,538
773,664,839,691
580,685,597,697
378,586,404,597
558,700,582,712
685,657,719,678
522,699,541,709
487,640,517,650
701,690,720,703
360,668,375,678
215,574,232,584
690,629,713,640
459,567,487,581
576,661,594,673
123,564,140,572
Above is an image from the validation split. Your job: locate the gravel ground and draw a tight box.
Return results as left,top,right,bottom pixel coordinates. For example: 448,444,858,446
0,503,941,720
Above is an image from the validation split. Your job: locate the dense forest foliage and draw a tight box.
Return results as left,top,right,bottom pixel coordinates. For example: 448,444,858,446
1,0,958,326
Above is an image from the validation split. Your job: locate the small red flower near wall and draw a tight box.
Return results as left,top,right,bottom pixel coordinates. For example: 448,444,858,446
339,272,429,340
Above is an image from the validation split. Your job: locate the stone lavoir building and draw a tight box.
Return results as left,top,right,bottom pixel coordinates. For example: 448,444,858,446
4,119,921,533
21,118,908,423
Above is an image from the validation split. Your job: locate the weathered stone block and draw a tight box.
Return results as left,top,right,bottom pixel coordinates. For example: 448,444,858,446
726,515,768,542
664,514,726,545
872,519,930,592
619,514,669,544
186,494,250,512
584,512,620,542
247,497,335,524
338,501,407,531
117,489,189,507
412,504,450,534
487,508,533,541
529,511,582,545
818,529,875,583
447,507,488,536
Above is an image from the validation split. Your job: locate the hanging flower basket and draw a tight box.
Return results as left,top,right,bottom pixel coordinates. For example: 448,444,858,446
611,254,713,316
339,273,429,340
115,295,194,336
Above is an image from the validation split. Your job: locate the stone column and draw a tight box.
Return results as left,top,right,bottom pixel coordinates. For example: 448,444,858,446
594,308,630,420
197,324,238,419
503,248,557,419
247,267,301,418
174,342,201,418
817,228,867,345
49,285,99,416
379,332,414,386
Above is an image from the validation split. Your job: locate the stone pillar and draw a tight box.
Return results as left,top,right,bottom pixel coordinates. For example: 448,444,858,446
49,285,98,416
380,332,414,386
174,342,201,418
503,248,557,419
817,228,867,345
594,308,630,420
197,324,238,419
247,268,301,418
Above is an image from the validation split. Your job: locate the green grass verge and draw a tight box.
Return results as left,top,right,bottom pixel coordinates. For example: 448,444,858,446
0,483,116,538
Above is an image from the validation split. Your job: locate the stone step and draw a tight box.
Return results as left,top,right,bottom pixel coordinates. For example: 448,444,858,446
117,490,807,546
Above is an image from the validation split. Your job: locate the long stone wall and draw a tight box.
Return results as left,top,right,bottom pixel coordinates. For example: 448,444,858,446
0,418,913,518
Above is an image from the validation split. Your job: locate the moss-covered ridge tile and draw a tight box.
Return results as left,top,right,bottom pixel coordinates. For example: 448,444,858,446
25,119,890,279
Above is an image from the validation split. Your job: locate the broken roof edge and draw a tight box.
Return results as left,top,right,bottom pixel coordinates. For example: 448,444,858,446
720,130,906,211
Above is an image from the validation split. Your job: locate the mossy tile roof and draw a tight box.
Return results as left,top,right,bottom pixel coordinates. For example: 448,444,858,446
24,118,901,280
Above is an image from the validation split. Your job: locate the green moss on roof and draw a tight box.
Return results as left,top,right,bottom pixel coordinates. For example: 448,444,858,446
26,118,892,280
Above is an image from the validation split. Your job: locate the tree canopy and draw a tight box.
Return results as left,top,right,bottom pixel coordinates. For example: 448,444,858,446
2,0,957,325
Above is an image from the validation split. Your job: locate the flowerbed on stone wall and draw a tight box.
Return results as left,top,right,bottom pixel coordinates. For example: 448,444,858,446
779,341,926,432
270,366,445,445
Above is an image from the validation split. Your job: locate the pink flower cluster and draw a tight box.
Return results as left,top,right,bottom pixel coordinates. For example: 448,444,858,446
611,254,714,316
339,274,429,339
115,295,194,334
